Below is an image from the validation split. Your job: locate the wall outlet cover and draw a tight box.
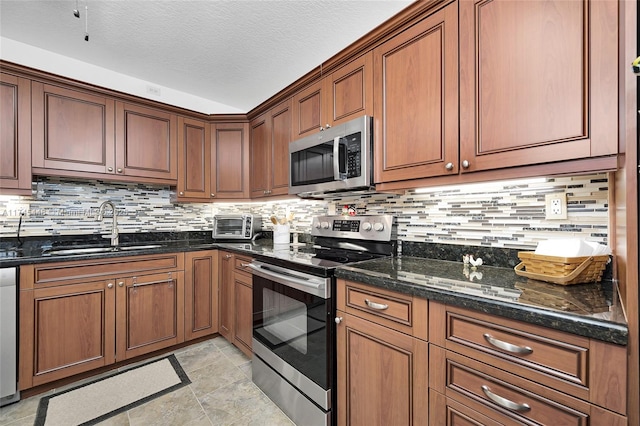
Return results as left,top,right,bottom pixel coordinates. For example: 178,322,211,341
545,193,568,220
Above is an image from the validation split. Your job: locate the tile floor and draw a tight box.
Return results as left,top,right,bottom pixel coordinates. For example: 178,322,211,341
0,337,295,426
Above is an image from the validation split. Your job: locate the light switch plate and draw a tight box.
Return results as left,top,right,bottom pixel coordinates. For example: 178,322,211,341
545,193,567,220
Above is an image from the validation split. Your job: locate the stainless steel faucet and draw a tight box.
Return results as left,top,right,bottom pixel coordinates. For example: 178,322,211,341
97,201,119,246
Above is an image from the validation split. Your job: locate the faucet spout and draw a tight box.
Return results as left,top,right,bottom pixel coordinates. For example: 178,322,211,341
98,201,119,246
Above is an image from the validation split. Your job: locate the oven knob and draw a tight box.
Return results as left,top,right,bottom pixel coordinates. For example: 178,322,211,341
321,221,330,229
361,222,372,231
313,221,321,229
373,223,385,232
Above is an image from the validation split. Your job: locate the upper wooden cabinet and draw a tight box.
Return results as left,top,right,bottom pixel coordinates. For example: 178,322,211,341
292,52,373,140
0,72,31,195
115,102,177,181
213,122,249,199
177,117,211,200
32,82,177,184
458,0,618,173
32,82,115,176
250,99,291,198
373,2,459,183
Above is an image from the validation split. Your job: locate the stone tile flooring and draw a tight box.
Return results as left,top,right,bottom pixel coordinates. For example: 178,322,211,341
0,337,295,426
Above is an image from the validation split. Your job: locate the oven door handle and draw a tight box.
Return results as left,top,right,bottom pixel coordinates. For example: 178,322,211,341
247,262,329,298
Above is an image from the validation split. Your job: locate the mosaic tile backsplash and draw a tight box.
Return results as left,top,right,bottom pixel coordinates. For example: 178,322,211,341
0,174,609,251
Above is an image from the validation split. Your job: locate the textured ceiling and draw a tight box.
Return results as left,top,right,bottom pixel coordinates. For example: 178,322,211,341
0,0,413,113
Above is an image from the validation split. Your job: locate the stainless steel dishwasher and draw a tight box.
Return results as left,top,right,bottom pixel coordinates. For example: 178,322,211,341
0,267,19,406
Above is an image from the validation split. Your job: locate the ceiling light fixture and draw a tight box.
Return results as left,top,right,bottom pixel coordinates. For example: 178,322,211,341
84,5,89,41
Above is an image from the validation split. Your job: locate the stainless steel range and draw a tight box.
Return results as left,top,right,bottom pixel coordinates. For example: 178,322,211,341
249,215,395,426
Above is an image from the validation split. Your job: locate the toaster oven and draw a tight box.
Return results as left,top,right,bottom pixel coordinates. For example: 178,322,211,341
212,214,260,240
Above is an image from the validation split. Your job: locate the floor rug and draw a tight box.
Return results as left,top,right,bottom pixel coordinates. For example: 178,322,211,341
34,354,190,425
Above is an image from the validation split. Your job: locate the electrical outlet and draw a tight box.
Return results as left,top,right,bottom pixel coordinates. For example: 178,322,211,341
545,193,567,220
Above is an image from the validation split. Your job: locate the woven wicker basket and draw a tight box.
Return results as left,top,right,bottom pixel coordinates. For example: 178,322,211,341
514,252,609,285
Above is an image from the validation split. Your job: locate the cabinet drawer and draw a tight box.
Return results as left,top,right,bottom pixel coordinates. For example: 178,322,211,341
21,253,184,288
234,256,252,272
337,279,427,340
430,345,625,426
429,302,627,414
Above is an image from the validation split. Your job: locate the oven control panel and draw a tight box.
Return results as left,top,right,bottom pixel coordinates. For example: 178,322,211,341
311,215,395,241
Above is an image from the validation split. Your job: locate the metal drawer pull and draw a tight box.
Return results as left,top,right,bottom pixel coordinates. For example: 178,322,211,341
481,385,531,412
483,333,533,355
365,299,389,310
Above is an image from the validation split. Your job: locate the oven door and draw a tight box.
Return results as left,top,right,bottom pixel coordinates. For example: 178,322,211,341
249,261,333,409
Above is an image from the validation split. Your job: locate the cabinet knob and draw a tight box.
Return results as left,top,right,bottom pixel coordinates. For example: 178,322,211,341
118,281,124,287
211,193,215,198
319,126,324,131
225,254,233,259
335,317,343,324
107,283,114,289
461,160,470,169
325,124,331,129
179,191,184,196
445,162,454,171
107,167,113,172
117,168,123,173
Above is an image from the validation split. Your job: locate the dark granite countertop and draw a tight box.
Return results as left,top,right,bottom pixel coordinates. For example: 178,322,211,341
334,257,628,345
1,234,627,345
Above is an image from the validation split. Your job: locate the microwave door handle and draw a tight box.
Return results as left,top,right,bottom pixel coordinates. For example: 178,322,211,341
333,136,341,181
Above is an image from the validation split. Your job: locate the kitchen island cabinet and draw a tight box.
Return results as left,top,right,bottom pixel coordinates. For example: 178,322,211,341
292,52,373,140
18,252,184,390
249,99,291,198
0,72,31,195
184,250,219,341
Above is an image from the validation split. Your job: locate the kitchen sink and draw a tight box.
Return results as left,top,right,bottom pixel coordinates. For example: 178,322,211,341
45,244,163,256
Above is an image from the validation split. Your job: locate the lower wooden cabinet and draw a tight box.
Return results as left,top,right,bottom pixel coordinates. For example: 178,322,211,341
184,250,219,340
218,251,253,357
18,253,185,390
336,311,428,426
335,279,429,426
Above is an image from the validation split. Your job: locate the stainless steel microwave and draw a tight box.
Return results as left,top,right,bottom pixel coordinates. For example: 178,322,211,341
212,214,260,240
288,115,373,197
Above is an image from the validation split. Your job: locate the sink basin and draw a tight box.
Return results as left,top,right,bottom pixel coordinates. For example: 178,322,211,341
45,244,163,256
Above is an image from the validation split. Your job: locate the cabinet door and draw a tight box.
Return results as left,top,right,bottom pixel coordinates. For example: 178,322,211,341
177,117,211,200
184,251,219,341
328,52,373,126
32,82,115,175
115,102,177,181
249,113,271,198
233,271,253,357
292,79,323,139
218,252,235,340
0,73,31,194
459,0,618,172
116,271,184,360
373,2,459,183
336,311,428,426
21,280,116,389
212,122,249,199
269,99,291,196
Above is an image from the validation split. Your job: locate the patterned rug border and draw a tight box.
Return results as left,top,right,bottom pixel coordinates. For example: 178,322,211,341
34,354,191,426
